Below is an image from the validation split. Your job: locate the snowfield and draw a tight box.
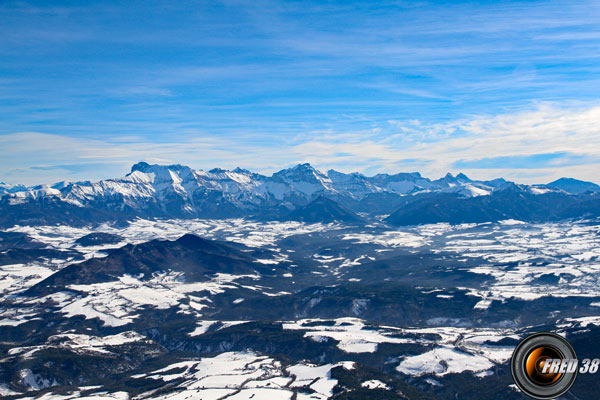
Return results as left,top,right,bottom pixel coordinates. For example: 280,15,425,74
283,318,517,377
48,351,355,400
0,264,55,296
8,218,340,254
397,346,494,377
2,272,263,328
8,331,152,359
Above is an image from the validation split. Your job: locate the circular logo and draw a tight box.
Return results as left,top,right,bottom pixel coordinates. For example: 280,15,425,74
511,332,578,399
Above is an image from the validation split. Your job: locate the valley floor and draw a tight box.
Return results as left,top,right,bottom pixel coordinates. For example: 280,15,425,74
2,218,600,399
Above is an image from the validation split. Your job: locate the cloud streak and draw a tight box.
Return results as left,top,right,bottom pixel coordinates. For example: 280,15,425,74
1,103,599,185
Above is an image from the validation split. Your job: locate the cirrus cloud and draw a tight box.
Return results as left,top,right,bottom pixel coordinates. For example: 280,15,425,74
1,103,599,186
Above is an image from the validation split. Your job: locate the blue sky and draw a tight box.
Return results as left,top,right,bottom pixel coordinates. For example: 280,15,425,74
1,0,599,185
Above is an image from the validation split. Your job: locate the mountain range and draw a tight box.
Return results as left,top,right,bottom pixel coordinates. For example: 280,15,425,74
1,162,599,227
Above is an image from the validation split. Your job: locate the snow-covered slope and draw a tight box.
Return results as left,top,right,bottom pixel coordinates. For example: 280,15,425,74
0,163,580,225
548,177,600,194
0,182,28,195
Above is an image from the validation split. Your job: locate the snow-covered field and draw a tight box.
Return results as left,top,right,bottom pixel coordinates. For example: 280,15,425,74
439,220,600,306
16,352,357,400
9,331,152,359
0,264,55,297
7,218,340,255
283,318,518,377
1,271,268,328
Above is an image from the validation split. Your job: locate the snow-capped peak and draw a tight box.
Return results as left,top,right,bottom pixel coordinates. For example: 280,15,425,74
3,162,594,221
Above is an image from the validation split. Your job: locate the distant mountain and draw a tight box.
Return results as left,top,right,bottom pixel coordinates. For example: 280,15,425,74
0,232,44,251
75,232,124,247
26,234,268,296
0,182,27,195
384,183,597,226
284,196,363,223
548,177,600,194
1,162,599,227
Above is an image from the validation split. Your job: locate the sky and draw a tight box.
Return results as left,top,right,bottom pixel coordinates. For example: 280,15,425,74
1,0,599,185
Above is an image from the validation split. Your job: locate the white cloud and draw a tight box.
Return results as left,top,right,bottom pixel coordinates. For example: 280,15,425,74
404,103,600,182
1,104,599,185
285,104,600,183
